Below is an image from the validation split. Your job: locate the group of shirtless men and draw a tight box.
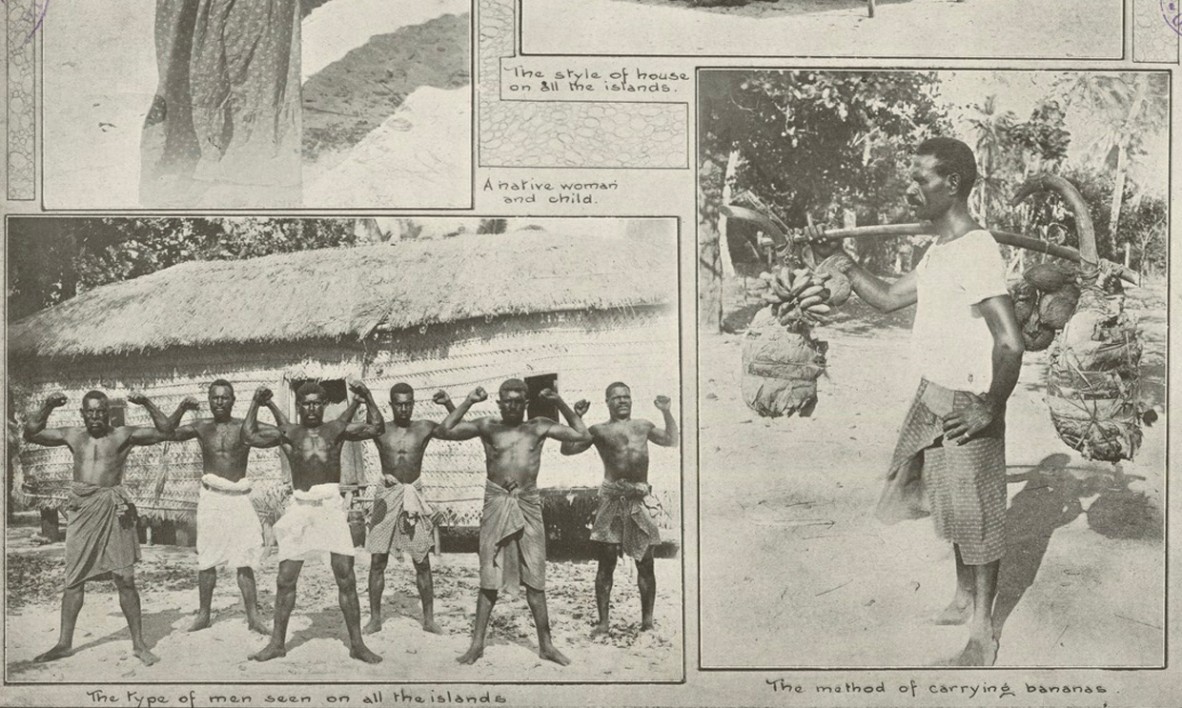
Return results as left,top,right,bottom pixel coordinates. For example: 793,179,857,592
22,378,678,667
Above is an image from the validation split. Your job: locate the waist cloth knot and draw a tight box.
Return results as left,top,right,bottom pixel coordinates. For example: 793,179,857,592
64,483,140,588
273,482,356,562
590,479,662,560
479,479,545,592
876,378,1007,565
364,477,437,563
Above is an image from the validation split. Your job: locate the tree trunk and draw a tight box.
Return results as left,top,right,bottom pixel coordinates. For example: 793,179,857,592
1109,74,1149,245
698,190,723,333
718,148,740,279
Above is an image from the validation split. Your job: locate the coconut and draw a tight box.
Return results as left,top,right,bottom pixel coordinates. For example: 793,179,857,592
1022,308,1042,337
1008,278,1038,303
1038,283,1081,330
1013,297,1036,327
1023,324,1056,352
1024,263,1078,293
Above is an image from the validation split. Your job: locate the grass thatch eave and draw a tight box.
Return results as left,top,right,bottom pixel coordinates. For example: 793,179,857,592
9,229,673,360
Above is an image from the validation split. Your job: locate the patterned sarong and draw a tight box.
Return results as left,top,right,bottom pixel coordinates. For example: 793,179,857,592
364,478,436,563
63,483,140,588
197,474,265,570
273,483,355,562
590,480,662,560
141,0,302,208
479,479,546,592
876,379,1007,565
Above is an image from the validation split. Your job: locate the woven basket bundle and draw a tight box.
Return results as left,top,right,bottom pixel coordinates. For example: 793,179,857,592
1009,174,1144,463
740,308,827,418
1045,286,1143,462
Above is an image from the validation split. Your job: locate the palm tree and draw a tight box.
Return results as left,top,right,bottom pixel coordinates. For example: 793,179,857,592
1056,72,1168,244
964,95,1017,224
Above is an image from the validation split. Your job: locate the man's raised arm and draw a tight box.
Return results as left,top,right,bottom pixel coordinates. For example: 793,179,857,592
124,392,177,446
264,397,290,429
648,395,679,448
341,381,384,440
436,388,487,441
163,396,202,440
805,226,918,313
23,393,70,447
560,399,595,455
244,387,285,448
539,389,591,444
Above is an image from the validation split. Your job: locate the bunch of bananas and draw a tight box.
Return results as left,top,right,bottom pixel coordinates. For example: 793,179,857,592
758,266,834,328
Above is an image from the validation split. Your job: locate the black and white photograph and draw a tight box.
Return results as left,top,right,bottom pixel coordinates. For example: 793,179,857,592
43,1,472,209
5,216,683,682
4,0,1182,704
697,68,1168,668
521,0,1123,59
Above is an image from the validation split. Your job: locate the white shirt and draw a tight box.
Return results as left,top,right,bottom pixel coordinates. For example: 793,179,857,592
910,230,1009,393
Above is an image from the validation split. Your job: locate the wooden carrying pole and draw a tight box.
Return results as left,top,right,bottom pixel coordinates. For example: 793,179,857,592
719,197,1138,287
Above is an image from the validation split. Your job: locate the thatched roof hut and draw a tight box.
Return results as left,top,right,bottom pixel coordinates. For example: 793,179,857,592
10,227,680,529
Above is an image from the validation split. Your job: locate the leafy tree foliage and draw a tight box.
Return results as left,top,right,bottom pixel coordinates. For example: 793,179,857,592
7,218,357,320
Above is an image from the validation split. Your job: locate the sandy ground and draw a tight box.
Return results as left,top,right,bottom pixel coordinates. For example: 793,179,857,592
42,0,470,209
698,281,1167,668
5,528,682,682
301,9,472,208
521,0,1123,57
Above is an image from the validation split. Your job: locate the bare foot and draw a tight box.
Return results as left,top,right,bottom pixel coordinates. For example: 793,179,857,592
933,600,972,626
33,644,73,663
422,619,444,635
188,613,212,632
539,643,571,666
456,645,484,664
363,617,382,635
247,618,270,636
589,623,610,638
249,643,287,662
955,636,999,667
133,647,160,666
349,644,383,664
640,620,655,632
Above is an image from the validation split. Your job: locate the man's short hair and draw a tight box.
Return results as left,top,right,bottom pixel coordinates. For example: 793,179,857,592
209,379,234,395
916,137,978,199
390,382,414,399
605,381,630,398
81,390,108,407
499,378,528,398
296,381,327,401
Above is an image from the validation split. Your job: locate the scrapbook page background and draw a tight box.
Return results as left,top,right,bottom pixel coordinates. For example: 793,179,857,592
1,0,1179,706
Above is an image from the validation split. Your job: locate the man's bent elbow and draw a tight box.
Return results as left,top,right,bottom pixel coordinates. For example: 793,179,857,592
997,336,1025,359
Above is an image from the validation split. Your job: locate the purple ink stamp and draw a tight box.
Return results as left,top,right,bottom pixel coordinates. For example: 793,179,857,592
1164,0,1182,36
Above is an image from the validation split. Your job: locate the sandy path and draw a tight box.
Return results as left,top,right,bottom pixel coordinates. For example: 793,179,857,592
522,0,1123,58
698,284,1166,668
305,88,472,208
6,528,682,682
301,11,472,208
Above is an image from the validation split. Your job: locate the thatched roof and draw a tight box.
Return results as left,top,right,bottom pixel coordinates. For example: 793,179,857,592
9,229,673,359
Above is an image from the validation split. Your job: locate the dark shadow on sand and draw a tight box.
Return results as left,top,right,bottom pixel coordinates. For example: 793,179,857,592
992,454,1162,637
